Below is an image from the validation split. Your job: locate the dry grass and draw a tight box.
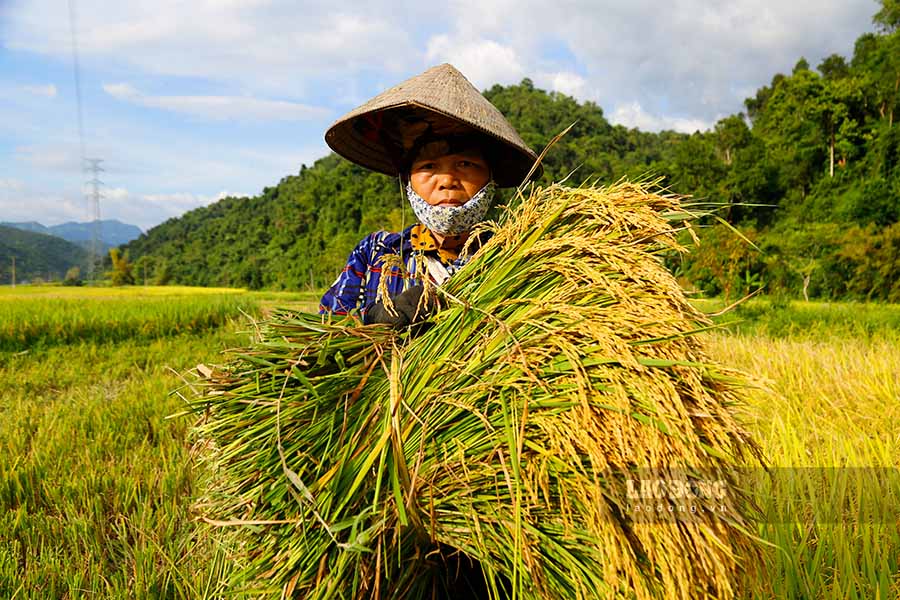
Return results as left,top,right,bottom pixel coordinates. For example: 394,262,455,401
705,332,900,598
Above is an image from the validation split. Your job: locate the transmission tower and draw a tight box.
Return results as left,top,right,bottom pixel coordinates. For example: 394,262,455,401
84,158,103,281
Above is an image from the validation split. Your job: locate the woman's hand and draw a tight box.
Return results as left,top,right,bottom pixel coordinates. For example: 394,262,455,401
363,286,438,328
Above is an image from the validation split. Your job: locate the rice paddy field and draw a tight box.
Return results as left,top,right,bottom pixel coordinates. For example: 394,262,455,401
1,285,897,598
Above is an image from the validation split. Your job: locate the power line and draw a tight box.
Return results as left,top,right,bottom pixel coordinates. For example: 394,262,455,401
85,158,104,280
68,0,104,282
67,0,86,164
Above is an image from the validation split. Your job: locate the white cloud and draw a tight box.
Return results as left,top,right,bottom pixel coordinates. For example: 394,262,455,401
99,187,133,203
140,191,222,210
419,0,873,124
426,35,525,89
102,83,329,121
0,184,249,231
611,101,711,133
2,120,289,228
544,71,588,99
6,127,326,229
551,0,870,120
21,84,57,98
15,144,83,172
101,188,255,229
6,1,418,96
0,185,88,225
4,0,875,127
0,178,26,192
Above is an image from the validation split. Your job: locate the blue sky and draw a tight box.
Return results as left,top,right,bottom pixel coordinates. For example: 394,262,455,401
1,0,877,230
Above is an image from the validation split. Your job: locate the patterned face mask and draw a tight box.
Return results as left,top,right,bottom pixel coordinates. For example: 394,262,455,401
406,180,495,235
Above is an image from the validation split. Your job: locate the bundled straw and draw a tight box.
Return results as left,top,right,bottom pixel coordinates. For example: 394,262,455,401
188,181,764,599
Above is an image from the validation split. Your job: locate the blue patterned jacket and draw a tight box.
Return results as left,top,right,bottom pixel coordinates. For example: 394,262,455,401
318,224,485,318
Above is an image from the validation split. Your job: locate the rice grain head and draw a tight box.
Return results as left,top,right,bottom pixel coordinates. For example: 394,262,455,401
188,180,765,599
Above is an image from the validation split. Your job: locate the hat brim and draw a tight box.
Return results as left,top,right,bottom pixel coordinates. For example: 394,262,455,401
324,64,542,188
326,103,541,187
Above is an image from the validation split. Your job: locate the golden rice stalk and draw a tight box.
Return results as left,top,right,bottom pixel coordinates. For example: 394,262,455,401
188,181,765,599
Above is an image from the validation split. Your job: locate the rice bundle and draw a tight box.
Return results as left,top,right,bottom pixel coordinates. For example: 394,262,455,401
188,181,764,599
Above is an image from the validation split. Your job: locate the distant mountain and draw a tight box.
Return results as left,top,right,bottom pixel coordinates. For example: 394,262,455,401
0,225,89,284
2,221,48,235
1,219,143,249
51,220,144,246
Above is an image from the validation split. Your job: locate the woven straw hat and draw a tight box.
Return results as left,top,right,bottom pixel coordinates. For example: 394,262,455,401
325,63,541,187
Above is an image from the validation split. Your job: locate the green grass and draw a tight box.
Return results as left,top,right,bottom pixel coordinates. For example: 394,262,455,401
0,286,269,598
1,287,897,598
0,286,321,353
0,285,320,598
693,297,900,340
0,333,233,598
0,285,252,298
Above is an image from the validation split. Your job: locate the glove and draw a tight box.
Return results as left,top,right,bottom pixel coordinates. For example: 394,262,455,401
363,286,438,328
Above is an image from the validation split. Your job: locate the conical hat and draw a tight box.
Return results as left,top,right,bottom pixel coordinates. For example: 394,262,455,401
325,64,541,187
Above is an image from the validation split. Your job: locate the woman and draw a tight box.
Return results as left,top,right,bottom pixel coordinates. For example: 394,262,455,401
319,63,541,326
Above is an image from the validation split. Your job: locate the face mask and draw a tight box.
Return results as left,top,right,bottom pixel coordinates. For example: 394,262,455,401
406,180,495,235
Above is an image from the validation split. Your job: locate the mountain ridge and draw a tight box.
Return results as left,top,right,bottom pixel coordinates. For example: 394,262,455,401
0,225,89,284
1,219,143,249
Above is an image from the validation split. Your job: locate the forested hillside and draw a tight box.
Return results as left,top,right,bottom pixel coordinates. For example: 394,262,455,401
0,225,88,284
124,4,900,300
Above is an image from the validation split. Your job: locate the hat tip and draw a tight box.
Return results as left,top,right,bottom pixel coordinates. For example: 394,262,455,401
433,62,461,73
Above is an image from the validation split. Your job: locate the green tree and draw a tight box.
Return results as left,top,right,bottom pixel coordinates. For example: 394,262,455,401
752,69,828,192
874,0,900,32
680,225,763,301
714,114,751,166
822,76,864,176
793,57,811,73
830,223,900,300
108,248,135,286
154,259,172,286
133,255,154,286
852,31,900,127
723,137,782,226
744,73,785,124
668,132,727,204
63,266,82,286
818,54,850,80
